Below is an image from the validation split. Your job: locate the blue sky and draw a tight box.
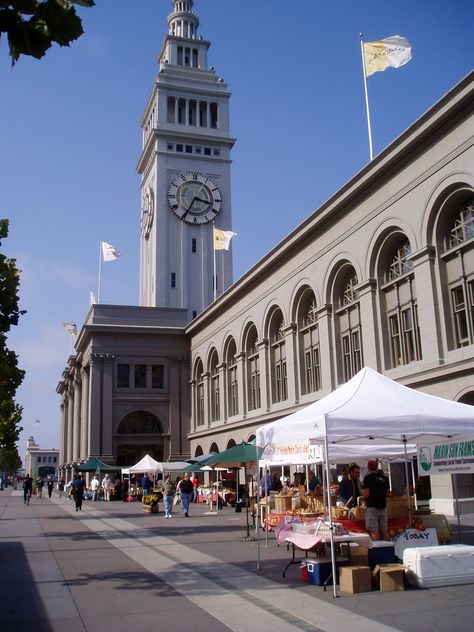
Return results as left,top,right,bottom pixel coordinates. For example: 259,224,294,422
1,0,473,454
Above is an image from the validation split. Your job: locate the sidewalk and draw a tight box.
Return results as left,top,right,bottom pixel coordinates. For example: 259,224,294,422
1,489,473,632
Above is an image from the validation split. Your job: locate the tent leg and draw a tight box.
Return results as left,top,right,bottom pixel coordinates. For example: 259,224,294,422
452,474,462,544
402,436,413,527
324,435,338,598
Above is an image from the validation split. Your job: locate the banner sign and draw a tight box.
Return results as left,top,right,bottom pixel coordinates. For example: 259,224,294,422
393,528,438,559
418,439,474,475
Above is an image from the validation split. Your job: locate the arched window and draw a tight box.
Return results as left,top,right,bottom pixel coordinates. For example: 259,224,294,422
209,349,220,422
209,442,219,453
117,411,162,434
245,325,261,411
442,197,474,348
380,236,422,367
334,267,363,381
226,439,236,449
226,338,239,417
387,238,414,280
194,359,204,427
448,198,474,247
297,290,321,395
269,309,287,403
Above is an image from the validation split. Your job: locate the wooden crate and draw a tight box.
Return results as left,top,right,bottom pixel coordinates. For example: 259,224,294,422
274,495,292,513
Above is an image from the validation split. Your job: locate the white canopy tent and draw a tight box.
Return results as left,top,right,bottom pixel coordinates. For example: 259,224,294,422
155,461,189,473
257,367,474,461
256,366,474,597
121,454,160,475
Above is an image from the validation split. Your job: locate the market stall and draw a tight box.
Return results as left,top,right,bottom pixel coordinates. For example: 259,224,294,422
256,366,474,596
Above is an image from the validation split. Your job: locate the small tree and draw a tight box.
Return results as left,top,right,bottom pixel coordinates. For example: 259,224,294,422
0,220,25,471
0,0,95,65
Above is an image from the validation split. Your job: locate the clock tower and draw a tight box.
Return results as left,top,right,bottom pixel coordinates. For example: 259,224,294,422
138,0,235,319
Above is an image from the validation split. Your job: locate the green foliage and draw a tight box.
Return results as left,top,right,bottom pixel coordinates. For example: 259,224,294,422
0,220,24,451
0,0,95,64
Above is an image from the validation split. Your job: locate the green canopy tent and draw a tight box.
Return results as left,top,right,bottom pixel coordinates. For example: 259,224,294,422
75,457,121,473
204,443,264,539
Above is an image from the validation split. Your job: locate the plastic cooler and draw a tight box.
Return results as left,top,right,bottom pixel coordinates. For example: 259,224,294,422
305,555,348,586
403,544,474,588
368,540,395,567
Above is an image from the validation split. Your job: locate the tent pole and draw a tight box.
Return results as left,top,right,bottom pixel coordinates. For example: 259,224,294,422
402,436,413,527
410,459,418,510
324,433,338,598
452,474,462,544
256,453,261,570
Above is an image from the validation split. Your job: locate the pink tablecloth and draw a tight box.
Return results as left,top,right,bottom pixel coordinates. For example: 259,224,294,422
284,531,373,551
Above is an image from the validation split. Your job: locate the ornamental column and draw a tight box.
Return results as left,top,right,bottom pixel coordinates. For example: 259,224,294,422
72,375,81,462
256,339,269,413
410,246,442,363
235,352,246,419
66,384,74,464
80,367,89,460
316,304,334,393
282,323,298,405
356,279,380,371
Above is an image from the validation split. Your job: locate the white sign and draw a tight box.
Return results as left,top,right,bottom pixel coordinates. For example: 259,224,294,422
393,528,438,559
418,439,474,475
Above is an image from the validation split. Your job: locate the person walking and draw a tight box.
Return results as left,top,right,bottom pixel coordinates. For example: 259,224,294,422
23,474,33,505
141,473,153,497
90,475,99,501
178,473,193,517
163,474,175,518
101,474,113,501
35,476,44,498
58,478,65,498
47,478,54,498
73,474,86,512
362,460,390,541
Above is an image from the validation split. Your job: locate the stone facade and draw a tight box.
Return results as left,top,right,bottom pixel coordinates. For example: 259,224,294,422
186,72,474,515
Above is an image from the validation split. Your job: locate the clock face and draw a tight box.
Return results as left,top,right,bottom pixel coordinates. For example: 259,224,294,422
168,172,221,224
141,187,154,238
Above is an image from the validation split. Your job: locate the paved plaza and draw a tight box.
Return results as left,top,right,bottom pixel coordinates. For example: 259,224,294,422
1,488,474,632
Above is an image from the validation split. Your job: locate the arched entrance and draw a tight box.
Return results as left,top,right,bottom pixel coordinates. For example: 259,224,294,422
115,411,165,466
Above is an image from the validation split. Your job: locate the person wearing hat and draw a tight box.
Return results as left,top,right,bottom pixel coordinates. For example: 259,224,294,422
362,459,390,540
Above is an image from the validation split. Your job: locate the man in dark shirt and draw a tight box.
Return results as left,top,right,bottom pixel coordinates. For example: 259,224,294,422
338,463,362,508
362,460,390,540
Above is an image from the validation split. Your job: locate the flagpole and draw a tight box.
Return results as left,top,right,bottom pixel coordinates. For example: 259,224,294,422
97,239,102,304
213,224,217,302
359,33,374,161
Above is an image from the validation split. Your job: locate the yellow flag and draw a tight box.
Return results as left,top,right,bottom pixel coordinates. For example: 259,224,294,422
363,35,412,77
213,227,236,251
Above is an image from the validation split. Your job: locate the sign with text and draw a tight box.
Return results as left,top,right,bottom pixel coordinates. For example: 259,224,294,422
418,439,474,475
393,528,438,559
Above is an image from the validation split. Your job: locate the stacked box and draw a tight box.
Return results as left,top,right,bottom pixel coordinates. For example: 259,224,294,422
340,543,369,566
339,566,372,593
372,564,405,591
368,540,395,568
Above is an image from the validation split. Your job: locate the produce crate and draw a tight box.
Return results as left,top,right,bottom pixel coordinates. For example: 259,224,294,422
387,496,414,519
274,495,292,513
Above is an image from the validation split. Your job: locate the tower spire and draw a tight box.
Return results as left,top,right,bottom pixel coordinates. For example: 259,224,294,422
168,0,199,40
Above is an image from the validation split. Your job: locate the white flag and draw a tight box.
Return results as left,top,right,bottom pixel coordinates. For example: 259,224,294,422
89,290,97,306
101,240,121,262
363,35,412,77
63,321,77,336
213,227,237,251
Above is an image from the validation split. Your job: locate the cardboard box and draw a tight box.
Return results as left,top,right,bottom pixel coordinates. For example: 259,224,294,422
340,543,369,566
372,563,405,592
339,565,372,593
